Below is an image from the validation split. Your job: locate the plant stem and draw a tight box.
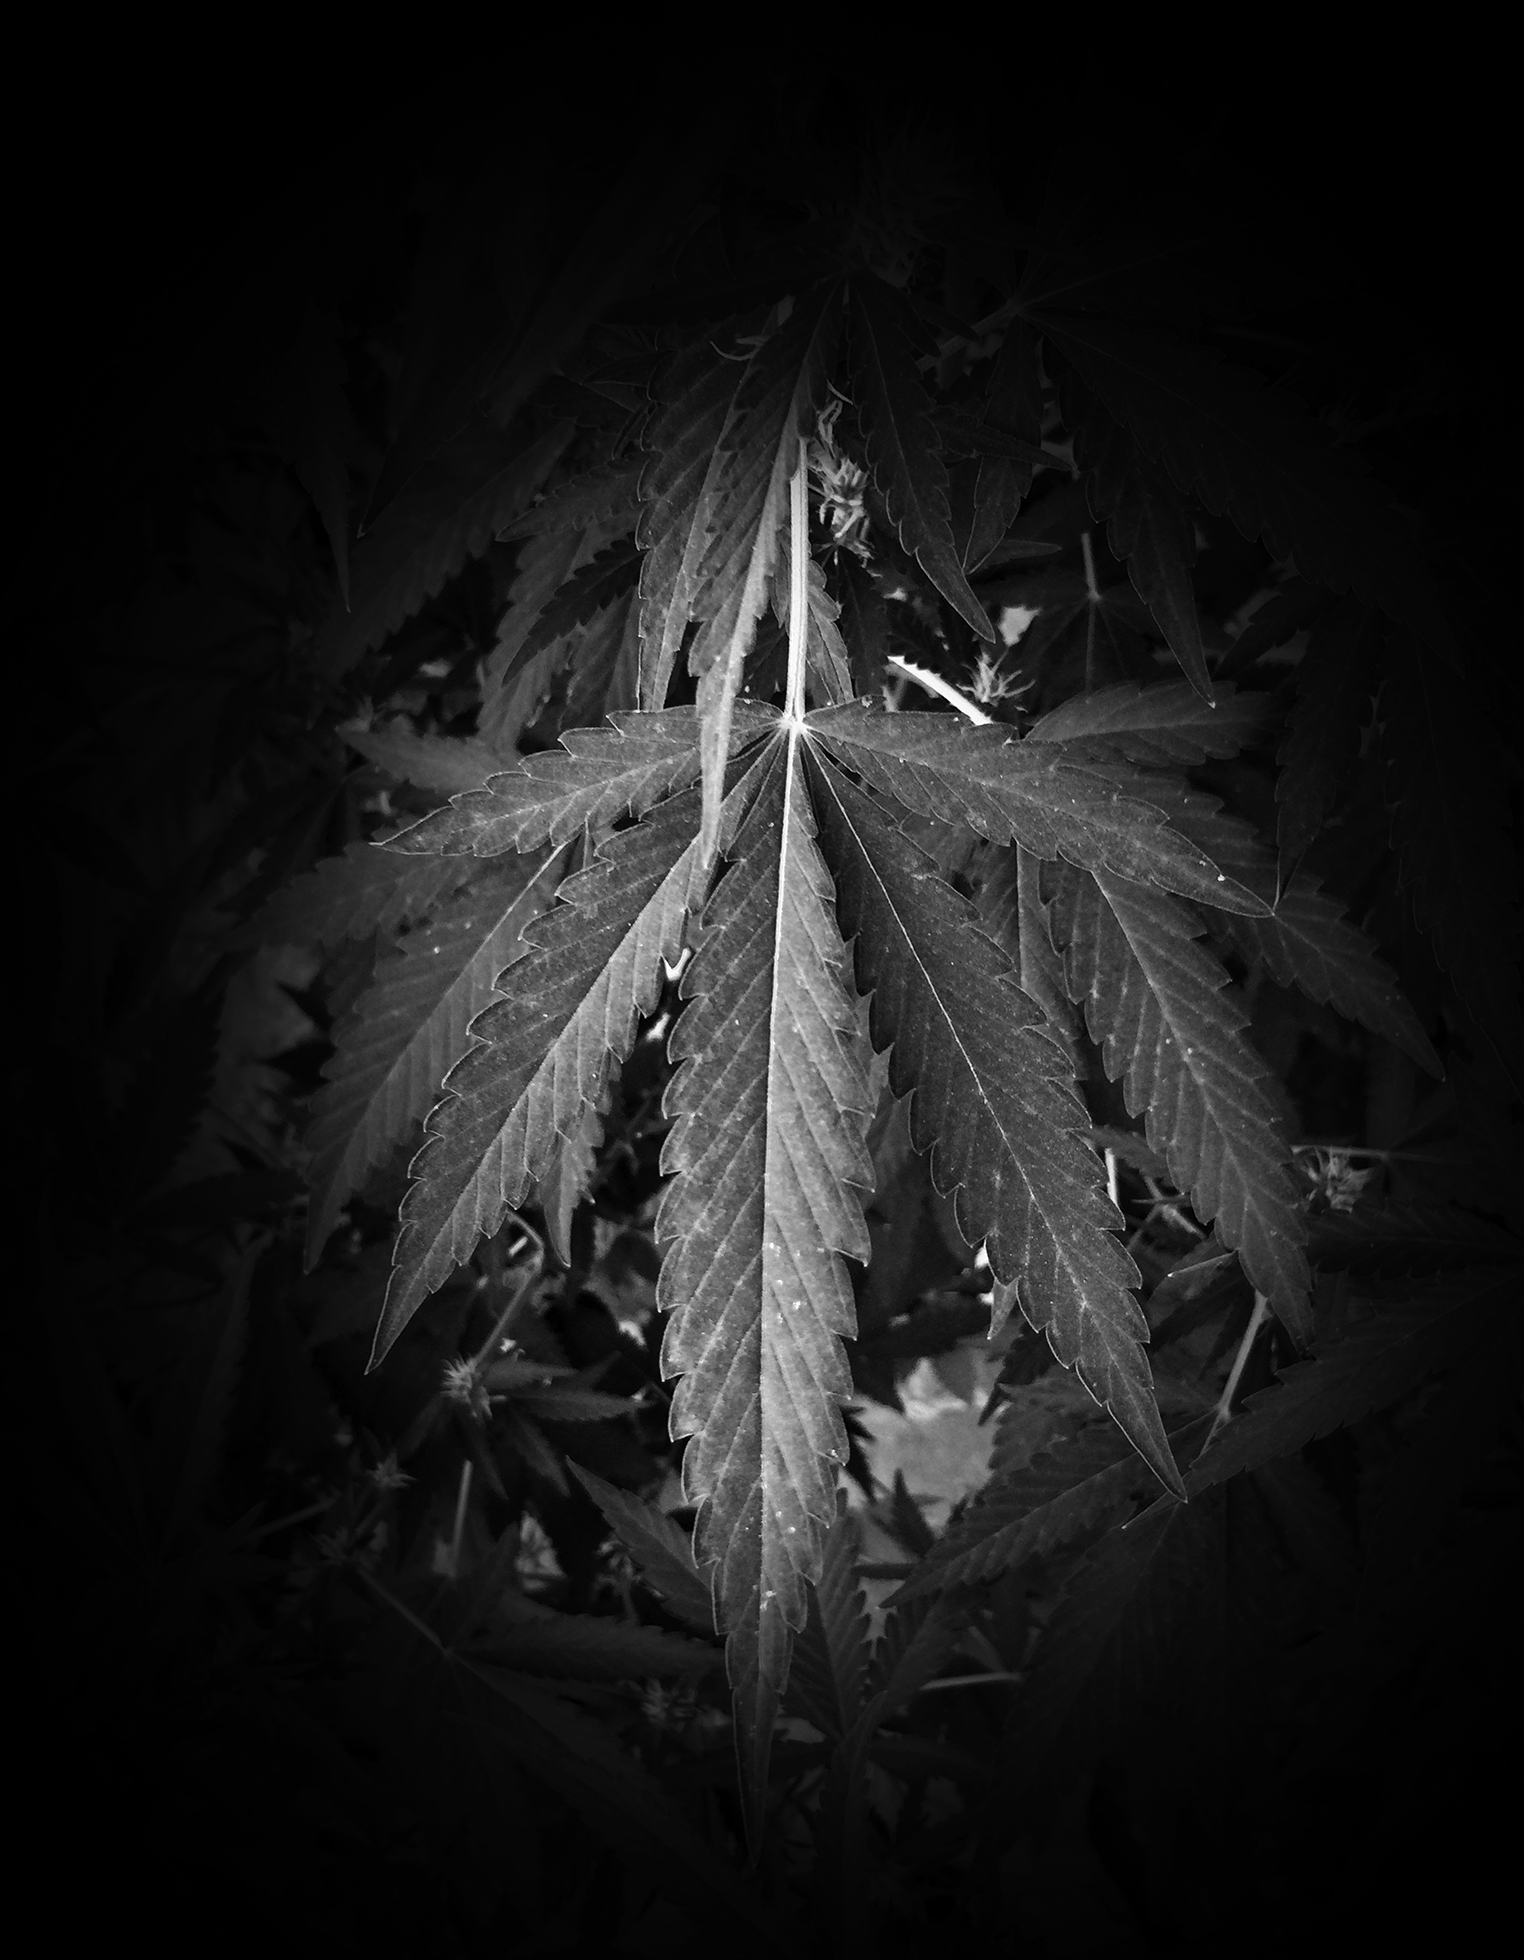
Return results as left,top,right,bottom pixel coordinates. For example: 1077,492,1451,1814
1202,1292,1271,1451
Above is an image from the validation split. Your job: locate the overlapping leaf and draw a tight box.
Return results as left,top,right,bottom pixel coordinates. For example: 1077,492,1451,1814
1274,597,1383,880
807,701,1270,914
848,274,995,642
304,849,565,1267
1027,676,1277,767
380,703,775,857
315,420,574,679
638,287,844,856
1045,857,1313,1341
379,782,716,1358
496,461,642,541
805,754,1181,1496
887,1416,1173,1605
961,319,1045,573
657,731,875,1830
1151,779,1442,1075
242,840,477,952
339,717,511,796
1184,1264,1523,1494
1032,313,1457,665
1075,396,1214,702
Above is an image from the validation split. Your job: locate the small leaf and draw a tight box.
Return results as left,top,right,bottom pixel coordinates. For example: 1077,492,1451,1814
808,702,1271,916
241,842,476,953
379,782,715,1360
1027,677,1277,767
315,419,574,679
496,462,642,540
1185,1265,1521,1492
849,274,995,642
1047,859,1313,1344
1076,396,1214,703
807,753,1181,1497
381,704,774,857
304,850,565,1268
1034,313,1457,666
567,1463,717,1632
339,719,511,796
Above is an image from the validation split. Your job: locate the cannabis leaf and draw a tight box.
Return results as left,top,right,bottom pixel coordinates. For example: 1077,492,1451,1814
378,781,715,1358
809,703,1272,913
304,850,566,1266
657,728,874,1831
638,288,845,856
806,757,1182,1495
316,420,574,679
1074,391,1214,703
1044,856,1314,1342
1033,314,1457,665
242,840,477,953
849,274,995,643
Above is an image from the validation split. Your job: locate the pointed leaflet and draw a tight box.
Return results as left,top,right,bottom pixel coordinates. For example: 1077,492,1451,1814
1032,314,1457,665
1274,598,1383,880
785,1497,871,1741
478,510,642,750
242,841,476,952
498,537,642,694
848,274,994,643
974,840,1079,1069
566,1462,716,1632
378,782,716,1360
1308,1200,1519,1275
1160,785,1441,1076
637,287,844,715
807,702,1270,916
379,703,778,857
1185,1264,1522,1495
1027,675,1277,766
889,1416,1207,1606
963,319,1045,573
467,1593,719,1681
496,461,642,540
1380,626,1524,1099
1045,859,1312,1343
303,850,565,1268
339,719,511,796
805,751,1181,1497
771,530,854,708
315,420,574,680
657,730,874,1833
1075,392,1214,703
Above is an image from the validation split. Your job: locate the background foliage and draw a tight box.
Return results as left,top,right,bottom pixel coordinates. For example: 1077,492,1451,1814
27,69,1518,1956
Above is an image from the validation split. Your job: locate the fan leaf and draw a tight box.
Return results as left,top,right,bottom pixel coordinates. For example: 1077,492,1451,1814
806,751,1181,1498
849,274,995,642
1046,858,1313,1343
315,419,574,679
1033,313,1457,665
377,781,722,1360
1027,677,1278,767
304,850,566,1268
807,702,1271,916
656,729,874,1835
380,703,777,857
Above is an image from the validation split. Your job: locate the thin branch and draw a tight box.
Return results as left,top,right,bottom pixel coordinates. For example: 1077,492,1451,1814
884,653,992,725
1202,1292,1271,1452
